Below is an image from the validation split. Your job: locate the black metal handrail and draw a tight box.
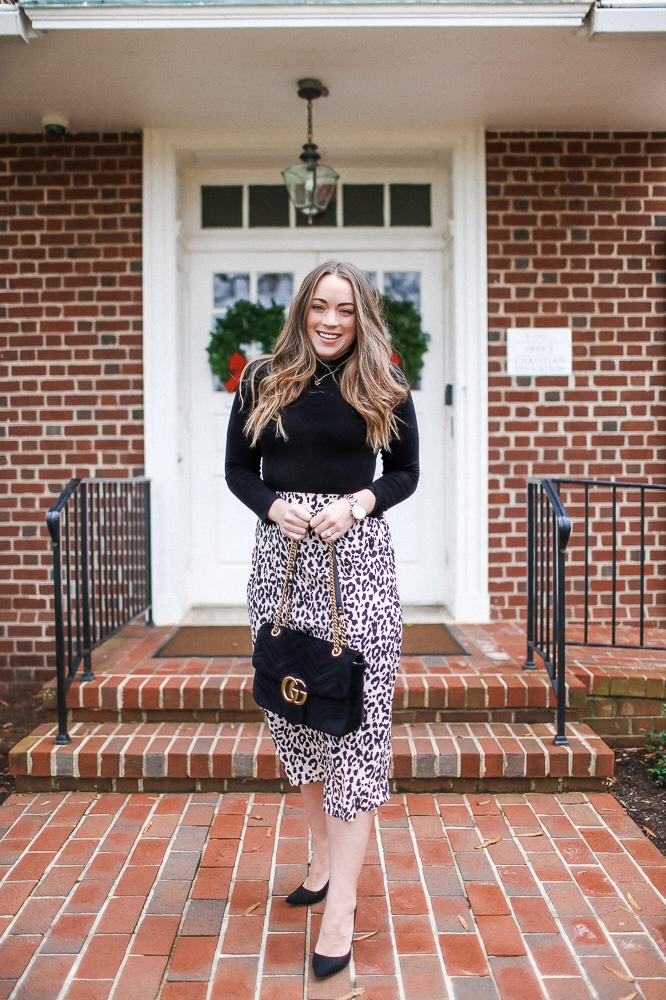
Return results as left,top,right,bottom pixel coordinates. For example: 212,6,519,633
46,478,153,745
550,479,666,651
524,479,572,746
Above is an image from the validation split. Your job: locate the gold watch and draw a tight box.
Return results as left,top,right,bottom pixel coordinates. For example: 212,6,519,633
345,493,367,521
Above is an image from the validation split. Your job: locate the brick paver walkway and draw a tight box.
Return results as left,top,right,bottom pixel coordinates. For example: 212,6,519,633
1,790,665,999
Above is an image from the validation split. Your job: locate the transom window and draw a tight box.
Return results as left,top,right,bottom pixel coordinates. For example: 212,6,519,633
201,183,431,229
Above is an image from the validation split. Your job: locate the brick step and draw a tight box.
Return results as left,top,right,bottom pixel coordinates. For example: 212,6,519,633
10,720,613,794
44,670,587,724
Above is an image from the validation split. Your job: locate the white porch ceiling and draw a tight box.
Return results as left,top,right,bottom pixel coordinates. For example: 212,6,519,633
2,20,666,132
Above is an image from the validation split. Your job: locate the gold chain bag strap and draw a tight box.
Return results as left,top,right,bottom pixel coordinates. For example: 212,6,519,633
251,538,366,737
271,539,346,654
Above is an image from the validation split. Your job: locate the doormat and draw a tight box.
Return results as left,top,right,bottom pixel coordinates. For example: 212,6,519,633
401,623,466,656
156,623,466,658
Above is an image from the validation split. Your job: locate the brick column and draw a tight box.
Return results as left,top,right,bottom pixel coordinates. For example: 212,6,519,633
486,132,666,621
0,131,143,690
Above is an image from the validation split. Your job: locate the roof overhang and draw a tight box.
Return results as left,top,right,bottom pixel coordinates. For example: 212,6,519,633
2,1,666,132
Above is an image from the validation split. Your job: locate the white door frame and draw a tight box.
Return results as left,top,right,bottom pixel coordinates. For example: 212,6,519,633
143,127,489,624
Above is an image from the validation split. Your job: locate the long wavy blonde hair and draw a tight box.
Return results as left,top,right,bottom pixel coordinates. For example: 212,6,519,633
241,261,408,452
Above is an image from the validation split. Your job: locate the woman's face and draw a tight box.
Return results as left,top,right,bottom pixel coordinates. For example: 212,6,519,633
306,273,357,361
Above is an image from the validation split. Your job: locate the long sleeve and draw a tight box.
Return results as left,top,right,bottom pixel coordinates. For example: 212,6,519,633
367,391,420,517
225,388,279,521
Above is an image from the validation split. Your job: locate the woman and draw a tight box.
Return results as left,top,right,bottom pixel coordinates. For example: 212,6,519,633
225,260,419,980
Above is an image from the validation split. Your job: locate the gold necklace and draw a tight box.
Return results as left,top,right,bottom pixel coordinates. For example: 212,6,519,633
313,359,347,386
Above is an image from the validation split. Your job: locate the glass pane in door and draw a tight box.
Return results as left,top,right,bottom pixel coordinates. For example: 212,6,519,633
213,273,250,311
257,273,294,308
383,271,421,308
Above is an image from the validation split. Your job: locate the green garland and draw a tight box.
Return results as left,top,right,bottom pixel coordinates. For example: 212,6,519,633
207,295,429,390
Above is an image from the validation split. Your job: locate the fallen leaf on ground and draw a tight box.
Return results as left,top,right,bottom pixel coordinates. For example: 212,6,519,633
353,930,378,941
618,992,637,1000
476,800,491,806
142,822,152,834
251,845,262,852
603,966,635,984
249,814,263,821
334,990,364,1000
626,893,642,912
516,831,543,838
614,904,635,915
458,915,469,930
2,722,14,730
266,827,273,838
0,698,8,707
475,837,502,850
78,729,90,738
643,826,656,839
244,902,261,915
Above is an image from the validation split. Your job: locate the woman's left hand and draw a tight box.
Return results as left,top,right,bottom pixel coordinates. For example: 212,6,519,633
310,490,376,543
310,499,354,543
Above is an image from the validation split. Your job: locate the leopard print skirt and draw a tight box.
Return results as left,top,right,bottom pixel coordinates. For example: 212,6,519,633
247,492,402,822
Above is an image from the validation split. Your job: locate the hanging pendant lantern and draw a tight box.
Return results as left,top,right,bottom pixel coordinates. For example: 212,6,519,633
282,78,339,224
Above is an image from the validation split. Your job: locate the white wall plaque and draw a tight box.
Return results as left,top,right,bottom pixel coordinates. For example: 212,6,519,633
506,327,572,376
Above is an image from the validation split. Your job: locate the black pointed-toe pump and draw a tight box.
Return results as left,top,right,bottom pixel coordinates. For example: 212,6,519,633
285,880,329,906
311,907,357,981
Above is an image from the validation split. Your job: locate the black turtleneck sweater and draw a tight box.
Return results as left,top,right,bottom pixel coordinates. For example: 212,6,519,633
225,358,419,521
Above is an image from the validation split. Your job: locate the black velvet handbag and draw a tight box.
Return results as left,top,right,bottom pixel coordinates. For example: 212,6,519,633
252,539,366,737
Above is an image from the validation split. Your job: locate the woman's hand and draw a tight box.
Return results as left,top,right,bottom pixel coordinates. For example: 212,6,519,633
309,499,353,543
267,498,314,540
310,490,376,543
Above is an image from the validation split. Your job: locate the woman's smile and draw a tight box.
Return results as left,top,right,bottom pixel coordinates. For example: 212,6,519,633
316,329,342,344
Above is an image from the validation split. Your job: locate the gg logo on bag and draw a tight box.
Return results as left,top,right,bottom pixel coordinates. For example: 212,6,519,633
280,676,308,705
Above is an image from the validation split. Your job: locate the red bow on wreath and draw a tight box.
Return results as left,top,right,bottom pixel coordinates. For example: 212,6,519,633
224,351,248,393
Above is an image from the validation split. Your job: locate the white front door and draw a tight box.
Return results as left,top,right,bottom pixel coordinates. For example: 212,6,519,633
187,249,447,607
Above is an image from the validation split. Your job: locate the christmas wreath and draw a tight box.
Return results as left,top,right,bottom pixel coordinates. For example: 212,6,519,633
207,296,429,391
382,297,430,389
207,299,285,392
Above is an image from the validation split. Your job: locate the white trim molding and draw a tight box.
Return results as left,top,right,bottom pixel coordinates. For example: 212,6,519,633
143,127,490,624
0,5,36,39
143,130,190,624
587,3,666,32
23,1,591,30
449,127,490,622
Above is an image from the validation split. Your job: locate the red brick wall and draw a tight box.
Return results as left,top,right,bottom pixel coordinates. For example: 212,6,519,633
487,131,666,622
0,132,143,690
